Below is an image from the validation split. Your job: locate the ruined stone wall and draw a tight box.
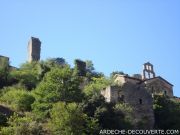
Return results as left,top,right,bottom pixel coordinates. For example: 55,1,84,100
101,86,111,102
101,82,154,129
120,82,154,129
114,75,141,85
114,75,126,85
28,37,41,62
124,77,140,84
0,56,9,67
109,86,120,102
74,59,86,76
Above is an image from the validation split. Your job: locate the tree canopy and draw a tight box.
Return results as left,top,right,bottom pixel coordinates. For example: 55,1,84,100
0,58,179,134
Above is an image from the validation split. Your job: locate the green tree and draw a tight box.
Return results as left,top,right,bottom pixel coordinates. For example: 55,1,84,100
45,57,66,66
48,102,99,135
82,94,133,130
83,77,110,96
73,59,86,76
0,87,35,112
94,102,132,130
85,60,105,80
85,60,95,72
153,95,180,130
82,94,106,117
110,71,125,81
0,57,10,88
32,66,84,119
10,62,41,90
0,113,43,135
37,58,68,80
0,113,7,126
114,103,133,129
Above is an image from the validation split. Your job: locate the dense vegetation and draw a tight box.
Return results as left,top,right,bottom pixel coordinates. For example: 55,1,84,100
0,58,179,135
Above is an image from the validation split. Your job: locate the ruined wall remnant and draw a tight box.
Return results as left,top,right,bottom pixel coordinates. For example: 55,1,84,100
121,82,154,129
74,59,86,76
101,82,154,129
0,55,9,67
28,37,41,62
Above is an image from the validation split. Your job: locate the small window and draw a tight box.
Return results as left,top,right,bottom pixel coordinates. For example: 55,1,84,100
121,95,124,101
118,95,124,102
164,91,167,95
139,99,142,104
151,86,154,93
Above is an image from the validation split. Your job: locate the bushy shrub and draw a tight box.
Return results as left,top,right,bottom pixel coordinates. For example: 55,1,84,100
32,66,84,120
48,102,99,135
153,95,180,130
0,113,7,126
0,88,35,111
83,77,110,96
0,113,43,135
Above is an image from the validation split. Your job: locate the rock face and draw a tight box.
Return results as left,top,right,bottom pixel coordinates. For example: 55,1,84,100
28,37,41,62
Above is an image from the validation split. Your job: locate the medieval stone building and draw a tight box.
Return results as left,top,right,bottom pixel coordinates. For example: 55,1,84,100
0,55,17,70
28,37,41,62
0,55,9,66
101,62,173,129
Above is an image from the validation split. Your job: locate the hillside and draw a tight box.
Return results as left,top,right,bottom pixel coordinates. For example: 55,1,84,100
0,58,180,135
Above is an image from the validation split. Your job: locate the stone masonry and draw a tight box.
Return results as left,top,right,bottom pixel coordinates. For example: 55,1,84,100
101,62,174,129
28,37,41,62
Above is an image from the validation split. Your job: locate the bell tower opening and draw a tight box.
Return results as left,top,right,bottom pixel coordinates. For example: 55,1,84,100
142,62,156,80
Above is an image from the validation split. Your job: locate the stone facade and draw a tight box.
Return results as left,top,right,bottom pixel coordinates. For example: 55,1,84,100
0,55,9,67
28,37,41,62
101,62,174,129
113,62,173,98
0,55,17,71
101,83,154,129
144,77,173,97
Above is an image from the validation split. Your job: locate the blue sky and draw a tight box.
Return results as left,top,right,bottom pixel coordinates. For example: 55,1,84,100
0,0,180,96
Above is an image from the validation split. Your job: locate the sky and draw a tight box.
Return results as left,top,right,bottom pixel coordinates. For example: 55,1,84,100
0,0,180,97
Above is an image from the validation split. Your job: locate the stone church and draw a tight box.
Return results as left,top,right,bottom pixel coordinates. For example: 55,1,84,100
101,62,173,129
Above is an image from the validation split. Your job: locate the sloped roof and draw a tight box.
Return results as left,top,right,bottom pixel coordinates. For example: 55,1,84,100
115,74,142,81
144,76,173,86
0,55,9,59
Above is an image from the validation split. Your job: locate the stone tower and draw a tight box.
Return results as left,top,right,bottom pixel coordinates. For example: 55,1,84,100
142,62,155,80
28,37,41,62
